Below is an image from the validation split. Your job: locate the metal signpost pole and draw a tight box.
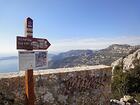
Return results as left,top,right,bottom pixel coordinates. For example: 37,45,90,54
24,17,35,105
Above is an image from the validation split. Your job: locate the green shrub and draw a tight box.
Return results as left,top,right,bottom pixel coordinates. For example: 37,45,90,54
111,65,140,100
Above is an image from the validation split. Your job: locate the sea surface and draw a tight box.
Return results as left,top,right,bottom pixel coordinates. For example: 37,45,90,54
0,58,18,73
0,53,54,73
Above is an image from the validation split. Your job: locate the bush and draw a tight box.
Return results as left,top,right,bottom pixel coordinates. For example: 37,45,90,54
125,66,140,94
111,65,140,100
111,66,127,99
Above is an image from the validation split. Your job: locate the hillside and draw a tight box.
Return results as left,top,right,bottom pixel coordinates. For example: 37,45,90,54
49,44,140,69
0,44,139,72
111,49,140,103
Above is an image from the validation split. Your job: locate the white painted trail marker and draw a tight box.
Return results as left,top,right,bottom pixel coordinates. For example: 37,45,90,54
19,51,48,71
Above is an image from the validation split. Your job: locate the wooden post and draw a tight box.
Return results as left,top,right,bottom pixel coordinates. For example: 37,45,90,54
25,17,35,105
25,69,35,105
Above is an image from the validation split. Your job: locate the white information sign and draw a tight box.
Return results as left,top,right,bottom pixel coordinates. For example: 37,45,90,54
19,51,48,71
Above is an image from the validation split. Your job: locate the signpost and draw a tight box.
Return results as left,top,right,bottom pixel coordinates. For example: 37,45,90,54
17,17,51,105
17,36,50,50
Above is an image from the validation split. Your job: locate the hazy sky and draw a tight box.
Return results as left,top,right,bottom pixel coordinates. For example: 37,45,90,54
0,0,140,55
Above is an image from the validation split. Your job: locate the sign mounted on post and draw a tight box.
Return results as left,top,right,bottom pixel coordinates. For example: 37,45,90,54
19,51,34,70
19,51,48,71
17,36,51,50
17,17,51,105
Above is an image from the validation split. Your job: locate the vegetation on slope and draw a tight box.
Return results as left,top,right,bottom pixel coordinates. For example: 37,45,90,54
111,65,140,101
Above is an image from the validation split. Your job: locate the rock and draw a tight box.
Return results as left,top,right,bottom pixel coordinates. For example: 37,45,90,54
112,57,123,74
110,99,125,105
111,95,140,105
43,92,54,103
112,49,140,72
123,49,140,71
122,95,134,102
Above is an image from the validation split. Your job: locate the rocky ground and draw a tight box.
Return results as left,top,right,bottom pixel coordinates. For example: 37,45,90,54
111,95,140,105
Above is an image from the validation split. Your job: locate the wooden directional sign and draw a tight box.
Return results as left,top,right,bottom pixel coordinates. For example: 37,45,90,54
17,36,51,50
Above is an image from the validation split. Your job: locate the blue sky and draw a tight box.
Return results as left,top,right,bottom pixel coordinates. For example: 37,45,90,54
0,0,140,55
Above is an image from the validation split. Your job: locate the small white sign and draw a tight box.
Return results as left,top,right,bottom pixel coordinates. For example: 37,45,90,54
19,51,48,71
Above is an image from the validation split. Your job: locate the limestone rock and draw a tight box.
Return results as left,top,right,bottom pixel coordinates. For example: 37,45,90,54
112,49,140,72
110,95,140,105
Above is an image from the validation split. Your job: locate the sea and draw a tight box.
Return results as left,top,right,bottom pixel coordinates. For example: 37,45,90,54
0,58,18,73
0,53,54,73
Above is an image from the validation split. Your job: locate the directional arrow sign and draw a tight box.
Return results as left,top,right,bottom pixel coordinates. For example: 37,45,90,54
17,36,51,50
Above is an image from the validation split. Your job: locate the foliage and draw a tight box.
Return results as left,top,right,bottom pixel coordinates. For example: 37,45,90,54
125,66,140,94
111,66,127,99
111,65,140,101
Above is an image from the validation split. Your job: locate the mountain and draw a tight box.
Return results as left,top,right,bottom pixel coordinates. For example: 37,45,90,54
0,44,139,72
47,54,56,61
51,50,94,60
49,50,94,68
112,49,140,72
49,44,140,69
